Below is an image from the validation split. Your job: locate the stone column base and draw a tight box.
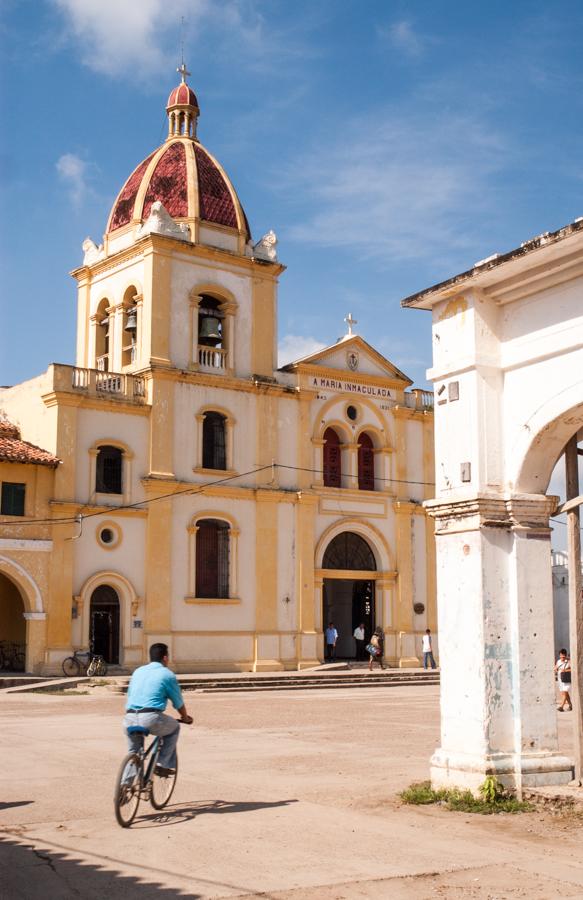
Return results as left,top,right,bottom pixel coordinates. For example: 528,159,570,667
431,748,574,793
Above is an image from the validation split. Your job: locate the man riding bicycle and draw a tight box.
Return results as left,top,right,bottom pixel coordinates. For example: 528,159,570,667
124,643,193,775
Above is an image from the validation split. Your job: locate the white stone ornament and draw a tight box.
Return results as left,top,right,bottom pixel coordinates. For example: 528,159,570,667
82,237,105,265
136,200,190,242
253,230,278,262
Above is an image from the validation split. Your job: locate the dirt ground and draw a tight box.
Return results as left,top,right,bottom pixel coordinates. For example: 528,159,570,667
1,683,582,899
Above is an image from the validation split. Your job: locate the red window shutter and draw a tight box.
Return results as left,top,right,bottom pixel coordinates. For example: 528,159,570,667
358,433,375,491
196,519,229,598
323,428,341,488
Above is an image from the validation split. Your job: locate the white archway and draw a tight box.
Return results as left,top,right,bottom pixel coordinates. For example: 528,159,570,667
77,571,140,665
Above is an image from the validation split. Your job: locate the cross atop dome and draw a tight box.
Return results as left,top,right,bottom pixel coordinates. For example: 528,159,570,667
177,62,191,83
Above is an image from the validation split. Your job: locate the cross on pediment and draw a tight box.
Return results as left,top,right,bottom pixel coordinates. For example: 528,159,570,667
344,312,357,336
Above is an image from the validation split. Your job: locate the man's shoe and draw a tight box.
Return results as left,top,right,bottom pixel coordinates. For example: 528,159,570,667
154,765,175,777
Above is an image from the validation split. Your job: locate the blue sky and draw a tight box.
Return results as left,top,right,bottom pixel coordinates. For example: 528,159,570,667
1,0,582,393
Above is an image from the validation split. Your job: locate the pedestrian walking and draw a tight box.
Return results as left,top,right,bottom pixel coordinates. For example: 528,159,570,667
367,627,385,671
422,628,437,670
555,648,572,711
353,622,365,661
325,622,338,662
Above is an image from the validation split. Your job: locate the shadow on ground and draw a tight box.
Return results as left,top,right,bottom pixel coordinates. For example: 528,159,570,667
134,798,298,829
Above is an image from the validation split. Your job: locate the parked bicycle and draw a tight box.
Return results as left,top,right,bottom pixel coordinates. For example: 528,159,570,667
114,723,181,827
0,640,25,672
62,649,108,677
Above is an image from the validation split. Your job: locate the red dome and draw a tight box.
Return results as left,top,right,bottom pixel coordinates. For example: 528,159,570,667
167,83,198,109
106,137,249,237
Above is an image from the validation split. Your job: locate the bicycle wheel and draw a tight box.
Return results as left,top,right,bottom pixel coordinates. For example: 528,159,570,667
62,656,81,677
97,658,108,676
114,752,142,827
150,756,178,809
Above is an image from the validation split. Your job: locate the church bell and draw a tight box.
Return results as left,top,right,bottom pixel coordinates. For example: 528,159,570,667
124,308,138,332
199,315,222,345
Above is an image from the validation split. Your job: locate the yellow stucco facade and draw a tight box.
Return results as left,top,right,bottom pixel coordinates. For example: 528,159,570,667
0,76,436,675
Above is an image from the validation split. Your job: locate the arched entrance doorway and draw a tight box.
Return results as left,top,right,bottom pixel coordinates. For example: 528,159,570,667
90,585,120,664
322,532,376,659
0,572,26,671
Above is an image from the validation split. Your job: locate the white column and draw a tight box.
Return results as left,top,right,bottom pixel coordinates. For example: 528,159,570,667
427,493,573,792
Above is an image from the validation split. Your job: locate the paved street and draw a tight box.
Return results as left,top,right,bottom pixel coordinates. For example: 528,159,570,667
1,683,582,899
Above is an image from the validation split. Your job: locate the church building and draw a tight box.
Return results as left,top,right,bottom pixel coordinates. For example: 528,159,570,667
0,70,435,674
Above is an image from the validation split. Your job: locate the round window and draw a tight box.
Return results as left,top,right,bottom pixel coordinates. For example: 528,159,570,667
413,602,425,615
96,522,121,549
346,405,358,421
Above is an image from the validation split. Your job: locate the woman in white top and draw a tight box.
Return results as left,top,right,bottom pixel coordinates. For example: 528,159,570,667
554,648,572,712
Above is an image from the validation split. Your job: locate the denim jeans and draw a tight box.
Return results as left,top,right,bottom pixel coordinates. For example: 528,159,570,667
423,651,436,670
123,710,180,769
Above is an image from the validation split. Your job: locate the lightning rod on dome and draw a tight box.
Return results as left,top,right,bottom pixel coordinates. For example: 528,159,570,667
178,15,190,82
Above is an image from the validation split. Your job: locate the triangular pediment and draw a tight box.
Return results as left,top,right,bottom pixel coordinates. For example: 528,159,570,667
279,335,412,386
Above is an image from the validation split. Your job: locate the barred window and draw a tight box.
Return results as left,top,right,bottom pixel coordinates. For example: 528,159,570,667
96,446,123,494
1,482,25,516
323,532,376,571
202,412,227,470
196,519,230,598
358,432,375,491
323,428,341,488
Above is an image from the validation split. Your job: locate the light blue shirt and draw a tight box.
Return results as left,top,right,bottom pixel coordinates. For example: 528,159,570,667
126,661,184,712
325,627,338,644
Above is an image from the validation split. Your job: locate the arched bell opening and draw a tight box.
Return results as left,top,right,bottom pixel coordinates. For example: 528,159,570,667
321,532,377,661
90,585,120,665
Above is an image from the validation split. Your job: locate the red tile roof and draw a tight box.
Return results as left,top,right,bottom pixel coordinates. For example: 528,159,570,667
0,421,60,468
167,84,198,108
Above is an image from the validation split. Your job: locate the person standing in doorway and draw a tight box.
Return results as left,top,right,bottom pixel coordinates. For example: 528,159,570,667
353,623,365,661
325,622,338,661
422,629,437,670
368,627,385,671
555,648,572,711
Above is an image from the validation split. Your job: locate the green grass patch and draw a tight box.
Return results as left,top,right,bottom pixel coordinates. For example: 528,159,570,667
400,777,533,815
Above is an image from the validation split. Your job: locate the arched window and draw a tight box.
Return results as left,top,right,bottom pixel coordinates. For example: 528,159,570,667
202,412,227,470
358,432,375,491
196,519,230,598
323,428,341,488
96,446,123,494
323,532,377,571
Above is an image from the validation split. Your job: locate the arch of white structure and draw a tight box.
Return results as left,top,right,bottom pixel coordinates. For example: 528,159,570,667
402,219,583,791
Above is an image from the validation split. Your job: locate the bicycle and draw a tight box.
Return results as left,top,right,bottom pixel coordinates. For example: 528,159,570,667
62,650,108,677
114,723,182,827
0,640,25,672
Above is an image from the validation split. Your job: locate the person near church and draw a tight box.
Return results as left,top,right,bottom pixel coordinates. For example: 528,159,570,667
325,622,338,661
555,648,572,711
422,628,437,670
124,643,193,776
367,627,385,671
353,623,366,661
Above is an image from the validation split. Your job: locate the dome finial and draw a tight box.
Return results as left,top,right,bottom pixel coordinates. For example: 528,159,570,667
177,61,191,84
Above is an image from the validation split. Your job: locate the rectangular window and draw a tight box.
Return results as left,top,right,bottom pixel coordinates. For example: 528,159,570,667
1,482,26,516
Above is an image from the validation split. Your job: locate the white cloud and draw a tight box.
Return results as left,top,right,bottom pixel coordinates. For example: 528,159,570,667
56,152,89,206
52,0,208,78
382,20,424,57
282,108,508,265
51,0,313,80
278,334,326,367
